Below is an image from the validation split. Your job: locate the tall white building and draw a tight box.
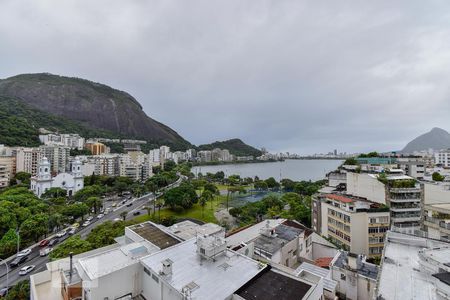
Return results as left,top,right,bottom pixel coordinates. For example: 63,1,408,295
39,145,71,173
39,133,85,150
435,149,450,168
15,147,40,175
30,157,84,197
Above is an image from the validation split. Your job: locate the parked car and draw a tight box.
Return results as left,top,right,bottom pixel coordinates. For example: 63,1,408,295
39,239,49,247
112,203,117,208
10,256,28,268
133,211,141,216
39,248,53,257
17,248,32,257
48,239,59,246
56,230,67,238
97,213,104,219
82,220,91,227
113,218,122,222
72,222,80,228
68,227,76,235
0,287,11,297
86,216,94,221
19,265,35,276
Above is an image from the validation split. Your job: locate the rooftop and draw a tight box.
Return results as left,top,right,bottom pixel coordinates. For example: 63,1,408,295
295,262,337,292
325,193,354,203
253,224,303,255
376,231,450,300
167,221,223,241
333,251,378,280
235,267,313,300
128,222,181,249
78,241,154,280
226,219,286,249
140,239,264,299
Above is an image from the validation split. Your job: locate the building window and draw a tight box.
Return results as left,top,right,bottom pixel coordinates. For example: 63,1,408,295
144,267,151,276
151,273,159,283
341,273,346,280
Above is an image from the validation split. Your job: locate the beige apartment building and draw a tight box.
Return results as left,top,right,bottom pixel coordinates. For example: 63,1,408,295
312,193,390,257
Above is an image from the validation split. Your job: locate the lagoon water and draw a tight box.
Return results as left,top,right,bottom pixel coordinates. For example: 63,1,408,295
192,159,343,181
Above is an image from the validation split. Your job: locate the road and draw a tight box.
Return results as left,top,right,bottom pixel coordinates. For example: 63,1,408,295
0,176,183,290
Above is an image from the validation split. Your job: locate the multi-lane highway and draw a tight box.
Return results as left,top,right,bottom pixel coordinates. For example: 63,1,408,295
0,176,183,290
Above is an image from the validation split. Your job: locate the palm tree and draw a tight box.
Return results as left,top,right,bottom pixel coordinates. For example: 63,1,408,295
199,196,207,217
86,196,102,214
147,182,158,216
155,198,164,221
120,211,128,221
201,190,214,210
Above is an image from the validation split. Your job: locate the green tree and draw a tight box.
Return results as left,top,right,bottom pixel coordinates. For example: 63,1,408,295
432,172,445,182
49,235,92,260
0,228,19,258
86,221,125,248
20,213,49,242
85,196,102,214
4,279,29,300
62,203,89,221
264,177,280,189
155,198,164,221
199,196,207,217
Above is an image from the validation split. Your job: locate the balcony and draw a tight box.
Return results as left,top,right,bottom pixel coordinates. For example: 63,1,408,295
389,187,421,193
423,216,450,233
389,197,421,203
391,214,421,223
390,206,421,212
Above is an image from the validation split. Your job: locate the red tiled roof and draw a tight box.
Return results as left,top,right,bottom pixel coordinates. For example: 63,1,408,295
325,194,354,203
315,257,333,268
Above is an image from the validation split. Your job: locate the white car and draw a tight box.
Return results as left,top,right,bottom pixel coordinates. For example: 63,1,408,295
86,216,94,221
113,218,122,222
39,248,53,257
19,265,35,276
56,230,67,238
68,227,77,235
97,213,104,219
17,248,32,257
82,220,91,227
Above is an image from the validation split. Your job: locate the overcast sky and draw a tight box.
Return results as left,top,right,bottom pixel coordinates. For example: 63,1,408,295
1,1,450,154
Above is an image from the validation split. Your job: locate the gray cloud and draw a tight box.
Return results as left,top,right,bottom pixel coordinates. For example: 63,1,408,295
1,0,450,154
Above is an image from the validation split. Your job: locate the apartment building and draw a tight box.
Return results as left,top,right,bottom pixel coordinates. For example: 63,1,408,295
39,145,71,173
0,165,8,188
0,155,15,185
396,157,426,179
14,147,40,175
30,221,325,300
39,133,85,150
312,193,390,257
84,142,109,155
435,149,450,168
226,219,338,269
346,171,423,231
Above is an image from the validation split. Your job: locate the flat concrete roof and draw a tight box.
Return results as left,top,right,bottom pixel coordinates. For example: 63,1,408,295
128,222,181,249
376,231,450,300
140,239,264,299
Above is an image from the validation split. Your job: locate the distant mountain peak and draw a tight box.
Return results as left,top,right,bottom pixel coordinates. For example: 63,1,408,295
402,127,450,153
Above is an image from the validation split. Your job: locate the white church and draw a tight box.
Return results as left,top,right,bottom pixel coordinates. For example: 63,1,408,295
31,157,84,198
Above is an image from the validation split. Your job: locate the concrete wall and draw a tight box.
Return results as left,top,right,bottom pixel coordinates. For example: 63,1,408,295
346,173,386,204
423,182,450,205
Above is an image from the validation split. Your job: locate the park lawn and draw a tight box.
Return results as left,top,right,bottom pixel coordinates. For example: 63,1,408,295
133,195,226,224
216,184,252,191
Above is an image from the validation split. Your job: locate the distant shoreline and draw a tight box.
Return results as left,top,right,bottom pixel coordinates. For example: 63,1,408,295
192,157,344,167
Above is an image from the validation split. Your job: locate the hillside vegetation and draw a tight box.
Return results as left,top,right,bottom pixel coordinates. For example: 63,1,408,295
198,138,262,157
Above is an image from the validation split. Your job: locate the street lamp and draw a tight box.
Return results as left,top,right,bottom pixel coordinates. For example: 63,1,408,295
16,229,20,254
0,259,9,296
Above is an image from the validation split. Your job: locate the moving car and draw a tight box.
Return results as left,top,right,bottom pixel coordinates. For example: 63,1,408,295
133,211,141,216
17,248,32,257
113,218,121,222
82,220,91,227
39,239,49,247
126,203,133,207
112,203,117,208
19,265,35,276
10,256,28,268
39,248,53,257
56,230,67,238
48,239,58,246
